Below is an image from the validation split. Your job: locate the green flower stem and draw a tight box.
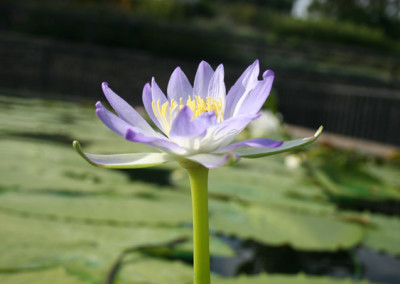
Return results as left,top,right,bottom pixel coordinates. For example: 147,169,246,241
185,164,210,284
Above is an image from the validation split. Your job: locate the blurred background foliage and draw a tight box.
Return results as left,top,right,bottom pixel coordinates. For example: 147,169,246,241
1,0,400,56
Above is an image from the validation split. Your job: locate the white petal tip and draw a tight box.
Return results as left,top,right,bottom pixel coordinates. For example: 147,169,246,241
314,125,324,137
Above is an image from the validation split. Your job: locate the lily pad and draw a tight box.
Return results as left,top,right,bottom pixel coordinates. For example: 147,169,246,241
307,147,400,201
210,202,365,251
0,191,192,226
0,267,89,284
115,254,193,284
0,212,191,272
363,213,400,256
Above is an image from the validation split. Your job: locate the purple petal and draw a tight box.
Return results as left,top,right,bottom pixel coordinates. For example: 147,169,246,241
167,67,193,102
207,64,226,106
236,126,323,158
169,106,207,139
125,129,186,155
194,111,218,128
224,60,259,119
73,140,175,169
168,107,219,152
193,61,214,98
214,137,283,153
186,153,240,168
151,77,168,105
142,82,164,131
102,82,157,136
96,103,144,137
201,114,260,151
234,70,274,117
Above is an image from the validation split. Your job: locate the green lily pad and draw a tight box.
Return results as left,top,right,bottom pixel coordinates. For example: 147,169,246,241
307,147,400,201
115,254,193,284
0,267,89,284
0,191,192,226
363,213,400,256
210,202,365,251
0,211,191,272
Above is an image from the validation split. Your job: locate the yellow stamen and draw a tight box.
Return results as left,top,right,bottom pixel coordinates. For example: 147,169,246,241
153,95,224,134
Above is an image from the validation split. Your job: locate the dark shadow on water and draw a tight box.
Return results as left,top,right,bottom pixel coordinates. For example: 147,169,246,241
118,168,173,187
212,236,355,278
335,198,400,217
5,132,75,145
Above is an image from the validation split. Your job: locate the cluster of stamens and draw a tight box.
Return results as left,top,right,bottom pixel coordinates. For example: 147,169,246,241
152,95,224,135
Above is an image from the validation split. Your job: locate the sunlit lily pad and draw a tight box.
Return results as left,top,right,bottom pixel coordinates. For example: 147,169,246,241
307,147,400,201
0,212,190,272
0,267,88,284
210,202,365,251
115,254,193,284
363,213,400,256
0,191,192,226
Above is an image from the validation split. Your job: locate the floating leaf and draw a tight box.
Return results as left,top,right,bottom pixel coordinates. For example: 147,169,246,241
363,213,400,256
210,202,364,251
115,254,193,284
0,212,190,272
0,191,192,226
0,267,88,284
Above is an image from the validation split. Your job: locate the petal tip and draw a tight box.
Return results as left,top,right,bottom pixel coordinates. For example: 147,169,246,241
95,101,103,109
263,69,274,79
315,125,324,137
72,140,97,166
72,140,80,151
124,128,135,140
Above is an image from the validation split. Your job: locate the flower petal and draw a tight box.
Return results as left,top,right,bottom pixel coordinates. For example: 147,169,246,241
102,82,157,136
233,70,274,117
169,106,207,139
236,126,323,158
73,140,175,168
214,137,283,153
207,64,226,109
168,106,217,152
125,129,187,155
142,82,164,132
186,152,240,168
167,67,192,102
95,102,143,137
200,114,260,151
193,60,214,98
224,60,259,119
151,77,168,105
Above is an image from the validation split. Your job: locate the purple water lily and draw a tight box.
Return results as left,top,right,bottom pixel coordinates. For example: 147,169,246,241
73,60,322,284
73,60,322,169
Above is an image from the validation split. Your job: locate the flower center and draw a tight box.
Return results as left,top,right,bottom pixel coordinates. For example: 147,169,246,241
152,95,224,134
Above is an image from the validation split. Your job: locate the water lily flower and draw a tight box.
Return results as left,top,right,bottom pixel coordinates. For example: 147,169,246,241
73,60,322,169
73,60,322,284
